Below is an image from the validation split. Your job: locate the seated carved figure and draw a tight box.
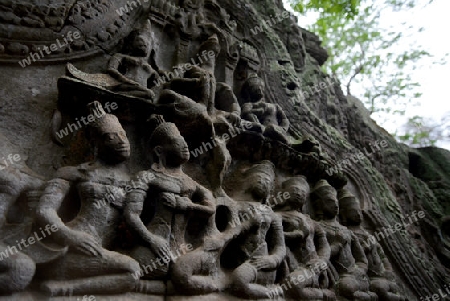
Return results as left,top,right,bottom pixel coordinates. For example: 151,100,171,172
240,73,290,144
171,203,259,295
0,159,42,294
171,164,279,295
65,20,160,102
338,189,405,301
159,34,240,126
157,34,221,125
312,180,377,301
228,161,286,299
124,118,215,293
107,20,160,99
157,34,235,196
275,176,336,301
37,102,140,296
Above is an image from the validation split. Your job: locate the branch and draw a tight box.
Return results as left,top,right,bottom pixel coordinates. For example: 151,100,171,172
346,64,363,95
346,41,366,95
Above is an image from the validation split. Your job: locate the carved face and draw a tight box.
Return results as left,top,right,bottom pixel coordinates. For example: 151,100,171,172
98,127,130,162
344,207,363,225
247,79,264,101
131,34,151,57
248,172,274,201
158,132,190,166
322,195,339,218
287,185,308,210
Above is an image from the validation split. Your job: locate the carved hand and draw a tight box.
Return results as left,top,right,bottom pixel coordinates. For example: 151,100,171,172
175,196,193,211
227,112,241,126
66,231,103,257
249,255,277,270
161,192,178,208
330,242,343,255
149,235,172,261
242,103,253,111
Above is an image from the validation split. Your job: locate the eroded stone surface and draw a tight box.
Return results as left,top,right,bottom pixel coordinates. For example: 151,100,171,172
0,0,449,300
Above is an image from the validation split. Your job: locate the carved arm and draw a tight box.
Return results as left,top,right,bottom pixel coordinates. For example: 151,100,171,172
107,54,142,87
314,221,331,260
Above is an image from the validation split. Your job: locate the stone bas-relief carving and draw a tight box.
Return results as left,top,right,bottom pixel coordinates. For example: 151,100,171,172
0,0,446,300
0,155,42,294
275,176,336,301
241,74,291,145
228,161,286,299
124,117,216,294
338,189,405,301
312,180,377,301
37,102,141,296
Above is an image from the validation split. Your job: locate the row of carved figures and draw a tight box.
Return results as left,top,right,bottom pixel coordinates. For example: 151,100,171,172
60,24,306,199
0,16,403,300
1,100,404,301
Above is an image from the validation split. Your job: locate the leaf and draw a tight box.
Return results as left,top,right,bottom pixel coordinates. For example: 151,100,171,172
292,0,445,146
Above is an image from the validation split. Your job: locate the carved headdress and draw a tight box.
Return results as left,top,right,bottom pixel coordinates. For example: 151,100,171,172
132,19,152,38
282,176,309,192
241,73,264,101
280,176,310,209
243,160,276,202
146,115,184,164
338,188,360,211
312,180,337,200
245,160,275,180
87,101,122,138
243,73,263,86
148,115,181,147
311,179,337,217
338,188,362,225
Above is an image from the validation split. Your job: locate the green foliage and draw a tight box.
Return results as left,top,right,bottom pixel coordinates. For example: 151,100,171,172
289,0,447,147
293,0,361,19
290,0,432,116
397,115,449,147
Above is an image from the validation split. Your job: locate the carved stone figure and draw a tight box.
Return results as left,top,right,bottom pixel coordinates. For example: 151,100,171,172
240,73,290,144
339,188,405,301
158,34,221,119
0,169,40,294
312,180,377,301
228,161,286,299
0,0,446,299
275,176,336,301
171,205,257,295
36,101,140,296
64,20,160,103
124,117,216,293
107,20,160,99
157,34,233,196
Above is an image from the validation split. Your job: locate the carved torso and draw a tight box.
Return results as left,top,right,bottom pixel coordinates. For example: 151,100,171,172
320,220,355,274
281,211,318,266
67,164,129,249
238,203,274,259
120,55,157,87
352,228,385,277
